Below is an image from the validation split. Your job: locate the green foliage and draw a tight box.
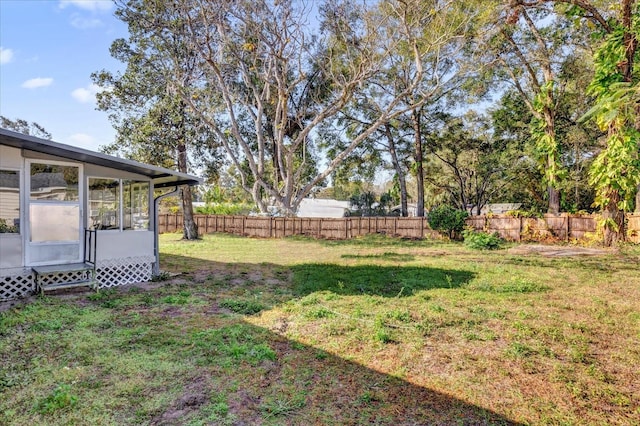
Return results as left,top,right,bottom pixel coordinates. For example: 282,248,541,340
192,325,276,365
427,205,469,239
260,394,306,419
531,81,565,190
33,384,78,414
505,210,543,219
582,16,640,219
219,299,266,315
194,203,253,216
0,116,52,139
0,219,18,234
150,271,172,282
462,229,503,250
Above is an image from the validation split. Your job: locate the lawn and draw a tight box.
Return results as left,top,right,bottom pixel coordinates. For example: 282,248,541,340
1,233,639,425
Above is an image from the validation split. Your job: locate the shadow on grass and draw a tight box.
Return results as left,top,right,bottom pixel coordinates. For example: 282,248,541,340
291,263,474,297
311,233,443,248
176,322,523,425
341,252,416,261
0,254,521,425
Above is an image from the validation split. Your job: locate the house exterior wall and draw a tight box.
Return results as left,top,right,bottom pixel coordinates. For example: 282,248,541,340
0,235,21,269
96,230,154,260
0,145,23,269
0,145,22,167
1,144,156,298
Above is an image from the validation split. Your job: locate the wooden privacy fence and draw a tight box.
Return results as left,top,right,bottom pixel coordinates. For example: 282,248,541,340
159,213,640,243
160,214,439,240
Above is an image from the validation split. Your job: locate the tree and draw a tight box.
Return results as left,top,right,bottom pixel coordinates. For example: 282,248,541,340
539,0,640,243
127,0,478,216
475,1,591,214
426,114,513,215
328,0,482,217
94,1,222,239
576,0,640,244
0,116,52,139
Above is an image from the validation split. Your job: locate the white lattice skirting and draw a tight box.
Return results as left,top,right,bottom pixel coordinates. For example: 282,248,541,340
96,256,155,289
0,269,35,301
0,256,155,300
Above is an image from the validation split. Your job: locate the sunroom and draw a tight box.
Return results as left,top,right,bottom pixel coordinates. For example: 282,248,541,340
0,128,200,301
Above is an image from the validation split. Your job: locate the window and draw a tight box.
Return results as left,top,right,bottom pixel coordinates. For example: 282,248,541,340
88,178,120,230
87,177,149,231
0,169,20,234
123,181,150,230
30,163,79,201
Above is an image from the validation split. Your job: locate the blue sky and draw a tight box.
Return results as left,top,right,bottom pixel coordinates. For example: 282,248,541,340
0,0,127,151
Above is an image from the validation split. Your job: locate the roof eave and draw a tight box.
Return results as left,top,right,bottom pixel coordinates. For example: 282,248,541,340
0,128,203,187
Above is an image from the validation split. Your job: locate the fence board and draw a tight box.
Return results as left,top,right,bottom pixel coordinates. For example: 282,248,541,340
629,214,640,243
157,212,640,244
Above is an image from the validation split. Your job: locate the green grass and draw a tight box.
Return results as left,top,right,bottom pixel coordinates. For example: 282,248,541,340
1,233,639,425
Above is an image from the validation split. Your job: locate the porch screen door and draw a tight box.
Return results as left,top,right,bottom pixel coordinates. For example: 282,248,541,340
26,161,83,266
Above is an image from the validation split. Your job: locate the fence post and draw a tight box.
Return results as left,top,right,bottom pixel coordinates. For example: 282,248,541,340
565,214,570,242
519,217,523,242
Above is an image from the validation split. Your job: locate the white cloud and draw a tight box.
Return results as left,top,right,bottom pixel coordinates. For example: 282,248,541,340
70,13,103,29
59,0,113,12
71,83,101,103
22,77,54,89
0,47,14,64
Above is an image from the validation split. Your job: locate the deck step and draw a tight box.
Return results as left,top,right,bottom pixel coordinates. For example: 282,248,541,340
32,262,94,275
33,262,98,295
39,280,98,292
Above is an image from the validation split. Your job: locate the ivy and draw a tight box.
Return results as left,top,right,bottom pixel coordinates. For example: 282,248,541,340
531,80,564,189
583,16,640,213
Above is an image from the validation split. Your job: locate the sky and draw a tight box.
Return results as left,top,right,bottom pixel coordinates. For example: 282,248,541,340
0,0,127,151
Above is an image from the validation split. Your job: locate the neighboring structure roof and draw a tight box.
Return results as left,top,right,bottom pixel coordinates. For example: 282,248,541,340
0,128,202,188
297,198,350,218
479,203,522,215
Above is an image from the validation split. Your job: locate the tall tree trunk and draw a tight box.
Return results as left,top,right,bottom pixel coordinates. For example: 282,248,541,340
412,109,425,217
181,185,198,240
602,0,636,243
548,185,561,215
385,124,408,217
602,189,625,246
177,105,198,240
635,183,640,213
543,105,561,215
178,141,198,240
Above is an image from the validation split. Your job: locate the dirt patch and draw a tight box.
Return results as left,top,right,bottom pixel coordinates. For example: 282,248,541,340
150,376,210,425
507,244,613,257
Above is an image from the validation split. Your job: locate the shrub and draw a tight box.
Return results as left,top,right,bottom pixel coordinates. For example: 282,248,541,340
463,228,503,250
0,219,18,233
195,203,253,215
427,205,469,239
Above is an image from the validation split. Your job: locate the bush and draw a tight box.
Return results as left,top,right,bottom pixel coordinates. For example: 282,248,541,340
462,228,503,250
427,205,469,239
195,203,253,215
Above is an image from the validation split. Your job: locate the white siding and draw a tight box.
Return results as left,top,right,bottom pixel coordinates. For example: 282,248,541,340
0,234,21,268
95,230,154,261
0,145,21,168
